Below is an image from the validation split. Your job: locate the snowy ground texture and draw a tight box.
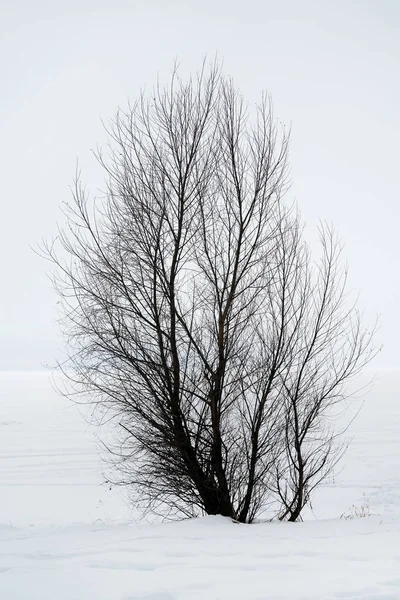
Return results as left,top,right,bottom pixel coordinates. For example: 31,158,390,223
1,370,399,599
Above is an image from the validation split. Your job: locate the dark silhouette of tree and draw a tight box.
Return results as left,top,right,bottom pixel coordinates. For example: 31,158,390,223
45,63,375,522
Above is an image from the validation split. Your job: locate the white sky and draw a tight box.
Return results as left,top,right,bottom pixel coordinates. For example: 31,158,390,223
1,0,399,370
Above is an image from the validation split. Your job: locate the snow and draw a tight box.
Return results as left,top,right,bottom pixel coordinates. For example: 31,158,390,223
1,370,399,599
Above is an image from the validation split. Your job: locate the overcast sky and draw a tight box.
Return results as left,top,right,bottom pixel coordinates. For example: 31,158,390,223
1,0,399,370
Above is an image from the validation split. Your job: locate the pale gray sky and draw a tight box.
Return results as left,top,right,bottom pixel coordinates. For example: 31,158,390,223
1,0,399,370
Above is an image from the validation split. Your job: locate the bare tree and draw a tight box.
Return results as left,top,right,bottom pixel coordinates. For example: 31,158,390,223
44,63,375,522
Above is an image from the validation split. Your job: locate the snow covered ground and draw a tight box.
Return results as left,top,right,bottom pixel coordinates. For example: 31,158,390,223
1,370,399,599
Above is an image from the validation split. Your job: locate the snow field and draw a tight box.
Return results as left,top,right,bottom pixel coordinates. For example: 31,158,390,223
0,370,399,599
